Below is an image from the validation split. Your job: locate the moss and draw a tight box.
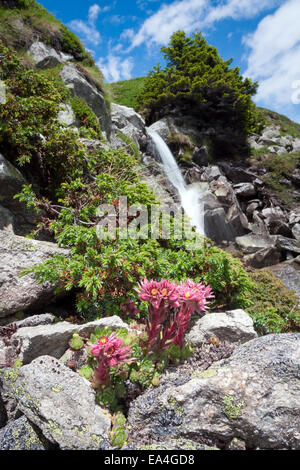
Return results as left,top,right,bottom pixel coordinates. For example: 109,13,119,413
51,385,64,393
246,270,300,335
192,369,218,379
222,395,244,420
3,368,20,383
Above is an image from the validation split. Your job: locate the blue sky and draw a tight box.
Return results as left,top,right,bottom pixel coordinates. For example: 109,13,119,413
39,0,300,123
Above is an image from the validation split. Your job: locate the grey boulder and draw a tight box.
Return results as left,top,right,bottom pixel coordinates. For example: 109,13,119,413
0,230,69,319
1,356,111,450
186,310,257,347
0,416,49,450
128,334,300,450
12,316,129,364
60,64,111,138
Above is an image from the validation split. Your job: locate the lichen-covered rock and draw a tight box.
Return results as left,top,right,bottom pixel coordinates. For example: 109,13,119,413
110,103,146,149
0,416,49,450
1,356,111,450
0,231,69,319
186,310,257,347
57,103,76,127
28,42,73,69
128,334,300,450
60,64,111,138
13,316,129,364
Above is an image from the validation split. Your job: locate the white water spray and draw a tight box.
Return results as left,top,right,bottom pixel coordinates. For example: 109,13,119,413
147,129,206,235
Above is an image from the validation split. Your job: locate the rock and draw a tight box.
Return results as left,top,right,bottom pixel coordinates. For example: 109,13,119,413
234,183,256,198
0,230,69,319
258,127,281,146
57,103,76,127
292,224,300,241
292,138,300,152
0,416,49,450
13,316,129,364
60,64,111,138
192,146,209,167
202,165,223,182
244,247,281,269
13,314,56,329
110,103,146,149
289,209,300,226
265,260,300,307
0,205,14,232
28,42,73,69
275,235,300,255
218,163,256,184
261,207,286,225
128,334,300,450
0,154,36,235
1,356,111,450
235,234,276,254
186,310,257,347
111,103,145,132
148,119,171,141
246,201,260,216
291,171,300,187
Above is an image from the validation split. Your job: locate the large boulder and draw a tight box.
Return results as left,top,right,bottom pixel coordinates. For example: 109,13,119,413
186,310,257,347
265,258,300,307
1,356,111,450
110,103,146,148
60,64,111,138
0,416,49,450
28,42,73,69
0,231,69,319
0,154,36,235
235,233,276,254
12,316,129,364
128,334,300,450
148,119,171,141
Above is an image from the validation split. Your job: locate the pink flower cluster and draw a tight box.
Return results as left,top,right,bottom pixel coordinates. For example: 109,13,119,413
136,278,214,351
89,333,131,387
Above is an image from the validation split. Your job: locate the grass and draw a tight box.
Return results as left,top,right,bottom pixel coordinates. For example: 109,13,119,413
0,1,96,67
104,77,147,110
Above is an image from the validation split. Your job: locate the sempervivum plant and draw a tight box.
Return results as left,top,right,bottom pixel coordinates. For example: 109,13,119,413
89,333,132,388
136,278,214,353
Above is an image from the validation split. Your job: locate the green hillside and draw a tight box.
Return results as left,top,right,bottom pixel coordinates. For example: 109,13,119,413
104,77,147,110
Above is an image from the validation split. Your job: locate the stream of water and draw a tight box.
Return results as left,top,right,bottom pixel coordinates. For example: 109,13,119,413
147,129,206,235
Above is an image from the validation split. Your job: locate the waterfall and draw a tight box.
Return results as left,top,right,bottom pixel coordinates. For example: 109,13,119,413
147,129,206,235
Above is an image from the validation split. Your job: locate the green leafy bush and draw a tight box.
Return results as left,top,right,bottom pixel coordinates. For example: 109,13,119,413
246,271,300,335
70,96,102,138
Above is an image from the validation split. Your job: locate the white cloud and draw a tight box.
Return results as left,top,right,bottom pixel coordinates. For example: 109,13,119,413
244,0,300,113
130,0,280,49
97,55,134,82
69,4,110,46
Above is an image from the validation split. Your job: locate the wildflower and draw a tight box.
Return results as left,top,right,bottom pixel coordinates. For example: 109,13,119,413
90,333,132,387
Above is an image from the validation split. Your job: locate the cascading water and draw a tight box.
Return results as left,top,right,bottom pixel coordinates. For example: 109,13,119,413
147,129,206,235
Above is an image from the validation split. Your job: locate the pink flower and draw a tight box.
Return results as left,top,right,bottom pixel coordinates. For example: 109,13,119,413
136,278,180,309
178,280,214,313
89,333,132,387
